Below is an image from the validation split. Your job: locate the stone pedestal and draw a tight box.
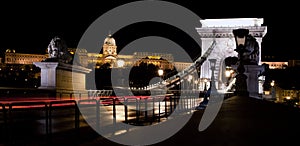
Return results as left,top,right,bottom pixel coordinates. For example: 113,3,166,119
244,65,263,98
235,72,249,96
33,62,92,98
33,62,58,89
232,65,263,98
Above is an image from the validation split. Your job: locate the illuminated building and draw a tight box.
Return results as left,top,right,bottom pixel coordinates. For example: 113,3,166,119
1,34,192,72
70,34,192,71
4,49,47,64
261,61,288,69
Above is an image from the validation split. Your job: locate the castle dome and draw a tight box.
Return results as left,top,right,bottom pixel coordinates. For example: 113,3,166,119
103,34,116,46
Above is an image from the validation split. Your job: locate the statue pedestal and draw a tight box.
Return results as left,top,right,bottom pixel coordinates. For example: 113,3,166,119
233,65,263,98
244,65,263,98
33,62,92,98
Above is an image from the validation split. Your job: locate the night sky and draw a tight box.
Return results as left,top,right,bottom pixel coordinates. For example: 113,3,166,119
0,0,298,60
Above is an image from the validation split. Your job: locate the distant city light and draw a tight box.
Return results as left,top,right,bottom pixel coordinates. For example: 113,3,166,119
158,69,164,76
271,80,275,87
117,59,125,67
264,91,270,95
188,75,193,81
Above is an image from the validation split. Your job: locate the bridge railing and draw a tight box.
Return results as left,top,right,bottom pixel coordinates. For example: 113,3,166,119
0,103,7,144
0,94,201,145
87,90,113,99
7,101,49,144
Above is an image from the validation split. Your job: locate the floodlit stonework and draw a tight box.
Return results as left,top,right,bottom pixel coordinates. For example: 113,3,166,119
196,18,267,91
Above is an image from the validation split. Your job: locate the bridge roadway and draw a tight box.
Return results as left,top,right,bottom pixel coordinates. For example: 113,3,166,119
68,95,300,146
2,93,300,145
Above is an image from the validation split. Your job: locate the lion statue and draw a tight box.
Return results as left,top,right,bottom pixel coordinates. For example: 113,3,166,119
45,36,73,64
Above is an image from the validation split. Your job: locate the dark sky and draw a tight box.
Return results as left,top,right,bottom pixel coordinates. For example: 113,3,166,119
0,0,298,60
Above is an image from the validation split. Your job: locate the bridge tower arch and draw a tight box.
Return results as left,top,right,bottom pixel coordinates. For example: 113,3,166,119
196,18,267,91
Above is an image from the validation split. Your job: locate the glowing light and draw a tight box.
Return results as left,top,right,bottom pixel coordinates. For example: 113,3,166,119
148,56,161,60
270,80,275,87
264,91,270,95
188,75,193,81
158,69,164,76
225,70,231,77
117,59,125,67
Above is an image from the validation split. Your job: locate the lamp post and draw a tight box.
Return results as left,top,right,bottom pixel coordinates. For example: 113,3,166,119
204,78,208,91
270,80,276,100
199,59,216,108
225,69,231,78
225,67,231,87
158,69,164,76
209,58,217,91
188,75,193,89
233,28,249,96
158,69,164,83
225,66,234,87
157,69,164,90
270,80,275,87
194,80,199,90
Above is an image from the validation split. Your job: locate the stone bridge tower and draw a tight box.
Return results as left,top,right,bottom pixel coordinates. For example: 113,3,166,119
196,18,267,91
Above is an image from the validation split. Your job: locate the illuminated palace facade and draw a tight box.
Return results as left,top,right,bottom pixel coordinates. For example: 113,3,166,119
70,34,192,71
0,34,193,72
3,49,48,64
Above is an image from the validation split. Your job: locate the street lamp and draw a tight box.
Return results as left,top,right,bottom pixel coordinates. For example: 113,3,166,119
233,28,249,96
271,80,276,100
158,69,164,77
158,69,165,90
199,59,216,108
194,80,199,90
225,67,232,78
270,80,275,87
204,78,208,91
188,75,193,89
225,66,234,87
209,58,217,91
158,68,164,83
